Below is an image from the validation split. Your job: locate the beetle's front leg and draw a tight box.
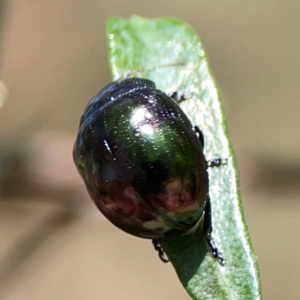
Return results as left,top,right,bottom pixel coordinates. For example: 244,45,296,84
169,91,187,103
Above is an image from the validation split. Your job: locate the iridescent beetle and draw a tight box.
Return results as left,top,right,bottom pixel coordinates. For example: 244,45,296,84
73,77,226,265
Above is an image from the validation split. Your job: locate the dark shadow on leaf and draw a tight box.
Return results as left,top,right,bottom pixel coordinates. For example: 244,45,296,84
161,223,206,286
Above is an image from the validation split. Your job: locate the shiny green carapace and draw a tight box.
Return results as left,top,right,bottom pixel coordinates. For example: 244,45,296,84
74,77,208,239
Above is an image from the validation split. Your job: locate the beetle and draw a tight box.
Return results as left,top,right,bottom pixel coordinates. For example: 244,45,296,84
73,77,226,265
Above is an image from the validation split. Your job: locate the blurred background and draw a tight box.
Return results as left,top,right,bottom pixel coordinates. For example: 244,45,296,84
0,1,299,299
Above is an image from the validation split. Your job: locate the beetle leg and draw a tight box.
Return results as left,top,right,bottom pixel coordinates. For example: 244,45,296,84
203,196,225,265
194,126,205,147
152,239,169,263
207,158,228,168
169,91,188,103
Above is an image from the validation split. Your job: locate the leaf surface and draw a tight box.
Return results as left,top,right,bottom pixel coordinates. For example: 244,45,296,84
107,16,262,300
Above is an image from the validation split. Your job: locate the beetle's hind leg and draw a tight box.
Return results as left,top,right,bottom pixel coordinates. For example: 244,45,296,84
152,239,169,263
203,196,225,265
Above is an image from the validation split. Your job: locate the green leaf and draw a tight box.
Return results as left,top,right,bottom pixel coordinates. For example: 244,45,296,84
106,16,262,300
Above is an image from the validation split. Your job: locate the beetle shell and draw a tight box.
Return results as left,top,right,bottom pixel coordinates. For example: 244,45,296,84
73,78,208,239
